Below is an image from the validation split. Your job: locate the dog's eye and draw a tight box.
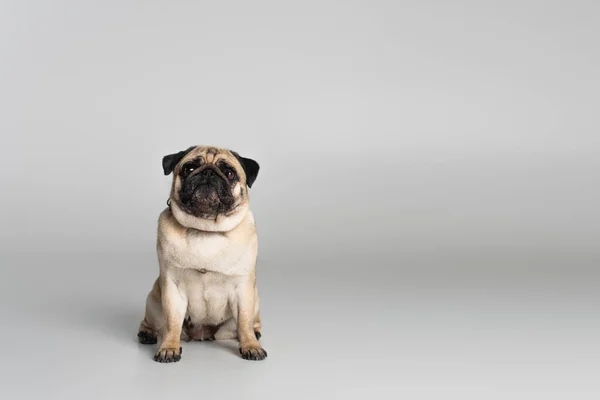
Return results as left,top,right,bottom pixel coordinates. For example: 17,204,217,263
226,170,235,180
182,164,196,176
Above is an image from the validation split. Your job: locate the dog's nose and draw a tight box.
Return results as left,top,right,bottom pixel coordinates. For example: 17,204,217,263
202,168,214,177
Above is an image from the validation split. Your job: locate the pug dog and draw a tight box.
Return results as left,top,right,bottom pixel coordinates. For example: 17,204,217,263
137,145,267,363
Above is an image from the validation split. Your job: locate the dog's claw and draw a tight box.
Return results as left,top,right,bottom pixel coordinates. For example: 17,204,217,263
153,347,182,363
239,345,267,361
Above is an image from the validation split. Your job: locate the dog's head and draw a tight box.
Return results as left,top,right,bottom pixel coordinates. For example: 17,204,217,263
162,145,259,231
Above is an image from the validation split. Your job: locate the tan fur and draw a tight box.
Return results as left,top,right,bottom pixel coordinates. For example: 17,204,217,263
138,146,266,362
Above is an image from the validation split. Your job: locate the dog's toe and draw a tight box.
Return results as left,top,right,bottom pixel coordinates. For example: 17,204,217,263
239,344,267,361
153,347,182,363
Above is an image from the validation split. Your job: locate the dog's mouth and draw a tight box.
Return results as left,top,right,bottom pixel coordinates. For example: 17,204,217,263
179,181,236,218
192,184,221,205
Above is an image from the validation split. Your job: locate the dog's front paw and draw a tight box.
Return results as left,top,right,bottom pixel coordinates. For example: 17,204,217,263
154,347,182,363
239,343,268,361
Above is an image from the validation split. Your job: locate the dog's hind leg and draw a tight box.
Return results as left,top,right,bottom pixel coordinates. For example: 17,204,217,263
137,278,162,345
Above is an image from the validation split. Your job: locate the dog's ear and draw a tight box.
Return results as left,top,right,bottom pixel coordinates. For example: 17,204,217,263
231,151,260,188
162,146,196,175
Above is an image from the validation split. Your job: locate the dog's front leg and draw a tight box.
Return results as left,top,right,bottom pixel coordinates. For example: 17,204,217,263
236,274,267,361
154,276,187,363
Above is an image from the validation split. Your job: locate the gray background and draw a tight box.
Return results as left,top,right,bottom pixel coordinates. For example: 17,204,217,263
1,0,599,399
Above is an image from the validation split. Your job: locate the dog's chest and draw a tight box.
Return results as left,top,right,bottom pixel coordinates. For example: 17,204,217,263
162,230,253,276
184,232,230,264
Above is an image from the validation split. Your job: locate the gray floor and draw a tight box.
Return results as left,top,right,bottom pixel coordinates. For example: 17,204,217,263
1,250,598,399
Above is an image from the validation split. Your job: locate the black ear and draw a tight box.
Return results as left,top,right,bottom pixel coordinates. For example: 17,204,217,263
231,151,260,188
162,146,196,175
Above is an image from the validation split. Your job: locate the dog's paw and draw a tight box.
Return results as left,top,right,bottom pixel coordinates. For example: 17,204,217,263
239,343,268,361
137,330,158,345
153,347,182,363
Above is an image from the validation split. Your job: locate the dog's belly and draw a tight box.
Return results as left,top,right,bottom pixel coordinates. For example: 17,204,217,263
183,270,236,326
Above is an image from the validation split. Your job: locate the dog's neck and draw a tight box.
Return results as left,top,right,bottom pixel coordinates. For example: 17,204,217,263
169,200,250,233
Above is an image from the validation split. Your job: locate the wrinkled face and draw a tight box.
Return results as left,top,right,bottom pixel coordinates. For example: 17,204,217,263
162,146,259,220
177,155,239,218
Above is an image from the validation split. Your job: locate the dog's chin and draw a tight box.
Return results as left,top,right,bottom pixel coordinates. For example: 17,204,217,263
179,186,236,219
170,196,248,233
181,202,233,220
